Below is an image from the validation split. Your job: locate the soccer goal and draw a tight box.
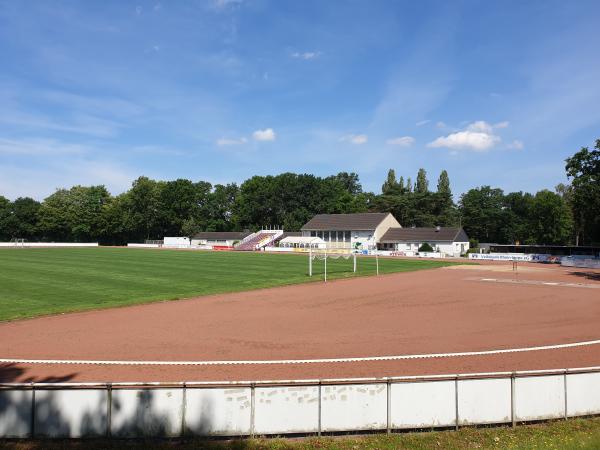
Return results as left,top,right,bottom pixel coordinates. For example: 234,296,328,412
308,247,380,281
10,238,26,248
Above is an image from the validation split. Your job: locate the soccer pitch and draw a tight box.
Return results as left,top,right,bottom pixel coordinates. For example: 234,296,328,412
0,248,460,321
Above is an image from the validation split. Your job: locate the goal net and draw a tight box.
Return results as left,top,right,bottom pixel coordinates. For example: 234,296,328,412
308,248,357,281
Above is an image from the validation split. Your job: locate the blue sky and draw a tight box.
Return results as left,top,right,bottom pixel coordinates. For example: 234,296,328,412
1,0,599,200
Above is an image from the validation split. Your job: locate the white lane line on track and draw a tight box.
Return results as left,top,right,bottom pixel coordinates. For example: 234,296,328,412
475,278,599,288
2,339,600,366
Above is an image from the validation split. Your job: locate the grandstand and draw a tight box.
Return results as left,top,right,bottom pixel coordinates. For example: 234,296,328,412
235,229,282,251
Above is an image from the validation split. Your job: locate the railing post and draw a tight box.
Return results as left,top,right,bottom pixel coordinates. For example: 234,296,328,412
30,382,35,438
386,378,391,434
511,373,516,428
250,383,256,438
107,383,112,437
564,371,568,420
318,381,322,437
454,377,459,431
181,382,187,437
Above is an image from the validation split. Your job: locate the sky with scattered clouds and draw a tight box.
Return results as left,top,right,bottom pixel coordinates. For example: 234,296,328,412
0,0,599,200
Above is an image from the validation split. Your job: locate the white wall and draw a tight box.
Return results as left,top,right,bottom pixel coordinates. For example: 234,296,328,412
321,384,387,432
127,243,161,248
254,386,319,434
373,213,401,243
0,242,98,247
163,237,190,247
185,387,251,436
393,241,468,257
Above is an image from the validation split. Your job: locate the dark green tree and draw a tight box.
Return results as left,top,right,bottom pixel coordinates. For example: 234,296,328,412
529,190,573,245
502,191,534,244
565,139,600,245
459,186,507,243
126,176,163,241
381,169,398,195
0,196,11,240
437,170,451,195
415,168,429,194
1,197,41,240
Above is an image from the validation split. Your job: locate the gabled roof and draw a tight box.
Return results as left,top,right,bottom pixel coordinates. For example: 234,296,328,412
193,231,251,240
380,227,469,242
301,213,391,231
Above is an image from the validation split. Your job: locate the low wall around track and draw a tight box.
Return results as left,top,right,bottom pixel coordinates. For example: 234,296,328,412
0,242,98,248
1,367,599,438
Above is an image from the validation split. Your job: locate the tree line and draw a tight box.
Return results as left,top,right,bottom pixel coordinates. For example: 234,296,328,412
0,140,598,246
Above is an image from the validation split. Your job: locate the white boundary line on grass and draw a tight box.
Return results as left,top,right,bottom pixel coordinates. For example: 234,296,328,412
2,339,600,366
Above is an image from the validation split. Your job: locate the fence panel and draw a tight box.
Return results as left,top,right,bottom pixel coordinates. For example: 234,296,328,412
34,389,107,438
110,388,183,437
253,386,319,434
458,378,511,425
185,387,251,436
390,380,456,429
0,390,32,438
567,372,600,417
321,383,387,432
2,369,600,439
515,375,565,421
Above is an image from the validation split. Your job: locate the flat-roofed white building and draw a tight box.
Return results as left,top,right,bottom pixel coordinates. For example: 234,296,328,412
191,231,251,248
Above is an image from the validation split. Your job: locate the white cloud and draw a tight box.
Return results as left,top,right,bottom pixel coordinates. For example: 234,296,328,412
507,139,524,150
217,137,248,146
467,120,509,133
252,128,276,141
436,121,448,129
429,131,500,151
466,120,494,134
415,120,430,126
428,120,514,152
386,136,415,147
340,134,368,145
291,51,322,60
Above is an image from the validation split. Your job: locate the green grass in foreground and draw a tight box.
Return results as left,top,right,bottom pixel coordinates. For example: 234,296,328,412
1,417,599,449
0,247,461,321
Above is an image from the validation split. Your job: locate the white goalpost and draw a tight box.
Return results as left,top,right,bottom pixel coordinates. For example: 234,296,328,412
10,238,26,248
308,246,381,281
308,247,357,282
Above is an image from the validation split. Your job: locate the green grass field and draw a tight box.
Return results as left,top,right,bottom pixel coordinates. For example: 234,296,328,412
0,247,461,321
2,418,600,449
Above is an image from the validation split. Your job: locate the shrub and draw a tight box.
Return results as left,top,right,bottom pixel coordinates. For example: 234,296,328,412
418,242,434,252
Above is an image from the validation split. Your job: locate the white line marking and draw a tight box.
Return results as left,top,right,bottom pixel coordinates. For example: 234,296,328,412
2,340,600,366
476,278,599,288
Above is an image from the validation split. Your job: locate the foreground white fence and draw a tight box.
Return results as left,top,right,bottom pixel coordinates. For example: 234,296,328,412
1,367,599,438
